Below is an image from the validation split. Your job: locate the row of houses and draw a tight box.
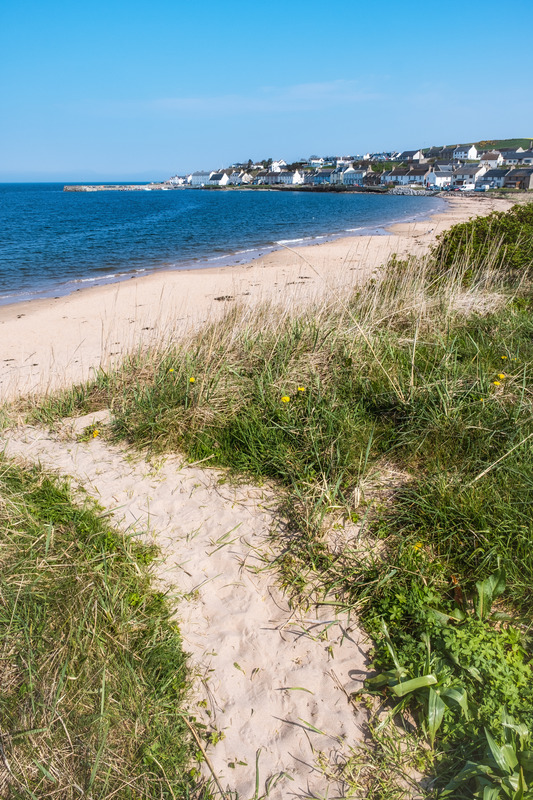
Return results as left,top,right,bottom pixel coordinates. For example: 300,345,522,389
398,144,533,166
385,164,533,191
167,143,533,191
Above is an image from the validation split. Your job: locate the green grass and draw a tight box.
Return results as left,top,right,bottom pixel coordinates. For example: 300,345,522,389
15,202,533,797
0,459,206,799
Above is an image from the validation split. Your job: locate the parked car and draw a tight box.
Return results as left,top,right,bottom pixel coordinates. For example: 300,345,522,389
475,184,490,192
459,183,476,192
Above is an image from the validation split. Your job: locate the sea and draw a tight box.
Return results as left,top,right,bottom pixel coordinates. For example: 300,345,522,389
0,183,447,306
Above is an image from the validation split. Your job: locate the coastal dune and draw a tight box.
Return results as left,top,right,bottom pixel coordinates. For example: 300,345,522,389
0,191,525,797
0,195,512,401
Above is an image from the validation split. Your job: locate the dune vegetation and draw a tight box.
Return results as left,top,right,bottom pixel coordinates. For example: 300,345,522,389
3,202,533,798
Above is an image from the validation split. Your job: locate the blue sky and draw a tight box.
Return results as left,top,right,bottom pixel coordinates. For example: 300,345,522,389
1,0,532,180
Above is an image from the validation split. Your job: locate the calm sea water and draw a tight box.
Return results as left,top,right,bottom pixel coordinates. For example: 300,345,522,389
0,184,446,305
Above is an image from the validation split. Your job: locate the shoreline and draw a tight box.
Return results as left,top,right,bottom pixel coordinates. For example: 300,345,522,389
0,194,520,400
0,192,447,308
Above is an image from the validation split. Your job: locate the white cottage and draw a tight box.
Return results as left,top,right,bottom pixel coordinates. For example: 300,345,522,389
453,145,479,161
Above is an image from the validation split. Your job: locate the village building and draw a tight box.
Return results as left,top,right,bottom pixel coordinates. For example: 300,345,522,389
453,144,479,161
388,167,411,185
476,168,509,189
208,172,230,186
453,164,487,186
342,167,367,186
313,169,335,185
190,171,211,186
503,168,533,190
479,151,503,169
398,149,425,163
426,170,453,189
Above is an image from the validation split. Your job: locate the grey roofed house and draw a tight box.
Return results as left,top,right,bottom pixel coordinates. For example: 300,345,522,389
209,172,225,181
504,168,533,190
453,164,482,175
408,165,431,175
390,167,410,175
398,149,423,161
434,162,454,172
482,168,509,179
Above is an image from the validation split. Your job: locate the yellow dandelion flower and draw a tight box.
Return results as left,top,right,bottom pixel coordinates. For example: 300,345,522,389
281,396,290,403
497,373,505,380
92,429,99,438
168,368,174,373
297,386,306,393
501,355,507,359
493,381,501,386
189,377,195,383
413,542,423,551
480,398,484,403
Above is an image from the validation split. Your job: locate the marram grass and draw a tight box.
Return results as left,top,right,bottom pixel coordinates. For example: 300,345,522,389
0,459,207,799
12,201,533,798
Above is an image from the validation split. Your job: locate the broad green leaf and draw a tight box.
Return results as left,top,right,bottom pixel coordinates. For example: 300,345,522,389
441,761,492,795
518,750,533,773
364,670,397,690
476,569,506,620
390,674,437,698
500,744,519,772
486,727,513,775
427,687,445,748
442,687,470,720
482,787,502,800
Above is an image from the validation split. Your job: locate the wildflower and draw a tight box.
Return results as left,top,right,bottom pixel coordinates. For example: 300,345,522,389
189,377,195,384
501,355,507,360
480,398,484,403
413,542,423,551
493,381,501,386
168,368,174,373
297,386,306,393
92,429,99,438
281,396,290,403
497,373,505,380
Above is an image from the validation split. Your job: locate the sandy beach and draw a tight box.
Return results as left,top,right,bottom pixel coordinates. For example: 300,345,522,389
0,193,516,401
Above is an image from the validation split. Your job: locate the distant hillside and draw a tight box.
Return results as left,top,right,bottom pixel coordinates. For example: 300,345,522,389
424,138,533,153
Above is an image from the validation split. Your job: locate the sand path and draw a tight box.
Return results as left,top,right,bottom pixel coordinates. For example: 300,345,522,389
3,411,370,799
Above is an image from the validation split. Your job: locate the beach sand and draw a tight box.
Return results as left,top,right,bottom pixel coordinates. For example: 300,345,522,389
0,194,516,401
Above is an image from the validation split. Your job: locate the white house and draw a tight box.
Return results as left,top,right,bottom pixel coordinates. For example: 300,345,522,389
426,171,453,189
270,159,288,173
228,171,243,185
479,151,503,168
329,166,346,185
388,167,411,185
309,157,325,167
278,171,296,185
208,172,230,186
453,164,487,186
398,150,424,162
342,167,367,186
190,171,211,186
453,145,479,161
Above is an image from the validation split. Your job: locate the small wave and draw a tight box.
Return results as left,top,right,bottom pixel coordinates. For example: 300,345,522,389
73,273,120,284
275,237,310,245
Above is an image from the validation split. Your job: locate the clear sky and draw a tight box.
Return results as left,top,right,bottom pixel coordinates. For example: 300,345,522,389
1,0,532,181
